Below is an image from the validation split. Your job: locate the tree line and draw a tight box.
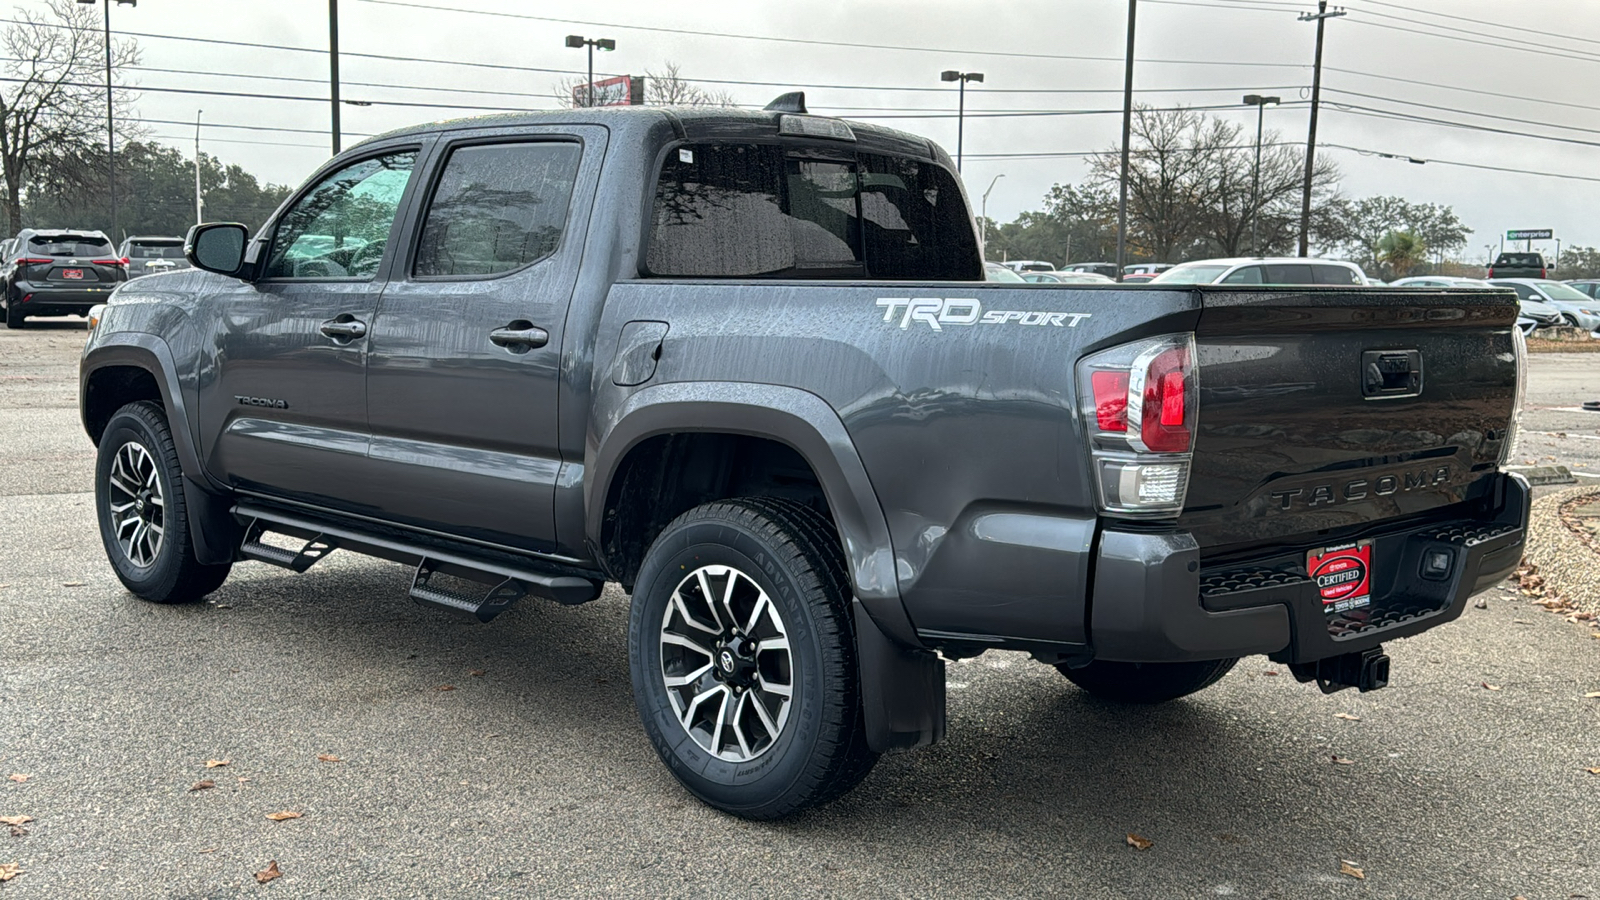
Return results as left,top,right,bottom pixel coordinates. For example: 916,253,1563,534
983,105,1475,280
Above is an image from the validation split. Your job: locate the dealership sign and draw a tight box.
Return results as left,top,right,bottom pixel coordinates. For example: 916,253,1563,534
574,75,645,107
1507,229,1553,240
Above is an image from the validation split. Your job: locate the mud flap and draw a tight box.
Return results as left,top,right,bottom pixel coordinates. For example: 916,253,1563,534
184,475,241,566
854,598,945,752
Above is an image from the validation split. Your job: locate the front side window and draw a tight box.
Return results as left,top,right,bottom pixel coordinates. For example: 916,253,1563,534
1261,264,1314,284
414,142,582,278
1221,266,1263,285
646,142,979,280
263,151,417,280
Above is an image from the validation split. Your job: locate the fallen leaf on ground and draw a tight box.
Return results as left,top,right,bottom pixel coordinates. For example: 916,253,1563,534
189,780,215,792
469,669,485,677
0,862,20,881
61,581,84,587
1262,670,1280,677
1584,691,1600,699
265,811,301,822
1331,756,1355,765
1585,767,1600,775
6,775,28,783
1482,682,1502,691
0,817,31,827
316,754,341,763
254,860,282,884
1125,833,1153,850
198,848,217,854
236,777,249,784
1334,713,1361,721
205,759,230,768
436,684,456,692
1340,860,1365,880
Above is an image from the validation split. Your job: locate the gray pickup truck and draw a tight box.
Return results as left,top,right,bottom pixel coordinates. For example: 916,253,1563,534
80,97,1530,819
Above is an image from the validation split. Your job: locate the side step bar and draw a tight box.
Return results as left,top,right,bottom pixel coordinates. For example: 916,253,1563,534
232,503,603,621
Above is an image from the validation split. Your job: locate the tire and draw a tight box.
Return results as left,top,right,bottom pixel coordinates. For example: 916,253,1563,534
1056,658,1238,704
94,401,231,603
1563,314,1580,328
629,497,877,819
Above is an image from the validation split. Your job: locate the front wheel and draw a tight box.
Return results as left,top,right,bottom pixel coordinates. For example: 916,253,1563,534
629,498,877,819
94,401,231,603
1056,658,1238,704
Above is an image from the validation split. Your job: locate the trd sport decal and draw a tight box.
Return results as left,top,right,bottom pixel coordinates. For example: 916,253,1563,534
876,297,1090,331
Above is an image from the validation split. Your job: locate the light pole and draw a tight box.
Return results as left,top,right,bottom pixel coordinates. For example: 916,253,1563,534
566,35,616,107
1296,2,1346,257
77,0,134,240
329,0,341,155
1242,94,1279,256
1114,0,1137,281
940,70,983,172
980,173,1004,256
193,110,203,226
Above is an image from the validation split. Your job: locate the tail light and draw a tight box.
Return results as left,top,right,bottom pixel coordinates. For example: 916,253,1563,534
1077,333,1198,517
18,257,53,265
91,257,128,267
1499,325,1528,468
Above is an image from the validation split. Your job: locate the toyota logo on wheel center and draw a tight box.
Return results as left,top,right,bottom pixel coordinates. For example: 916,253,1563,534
720,650,735,672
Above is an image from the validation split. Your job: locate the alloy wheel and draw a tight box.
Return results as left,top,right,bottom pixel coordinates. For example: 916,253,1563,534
106,441,165,568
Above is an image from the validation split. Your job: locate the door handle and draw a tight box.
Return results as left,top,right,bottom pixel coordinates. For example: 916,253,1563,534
489,322,549,352
319,316,367,340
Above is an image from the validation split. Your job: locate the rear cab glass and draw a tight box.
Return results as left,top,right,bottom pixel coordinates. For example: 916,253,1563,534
645,142,979,280
127,240,185,260
1495,253,1542,267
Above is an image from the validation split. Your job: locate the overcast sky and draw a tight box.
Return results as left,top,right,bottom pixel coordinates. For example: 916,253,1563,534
80,0,1600,260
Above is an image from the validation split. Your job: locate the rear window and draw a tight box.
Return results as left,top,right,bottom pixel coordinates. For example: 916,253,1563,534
28,235,113,257
1495,253,1542,267
127,242,185,259
1312,264,1360,285
646,143,979,280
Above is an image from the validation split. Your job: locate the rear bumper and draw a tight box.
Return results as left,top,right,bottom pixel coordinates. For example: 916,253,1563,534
1088,471,1530,665
13,281,116,313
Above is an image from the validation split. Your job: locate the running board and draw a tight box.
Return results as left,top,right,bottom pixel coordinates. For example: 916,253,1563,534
232,503,603,617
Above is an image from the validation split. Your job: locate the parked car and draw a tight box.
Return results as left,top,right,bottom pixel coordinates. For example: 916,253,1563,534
1388,277,1542,334
1001,260,1055,273
1,228,126,328
1564,280,1600,300
1389,277,1494,288
1150,257,1367,286
1021,271,1114,284
120,235,192,279
82,101,1528,820
1120,273,1159,283
1488,279,1600,332
1487,252,1548,279
1060,261,1120,279
1122,263,1171,277
984,262,1026,282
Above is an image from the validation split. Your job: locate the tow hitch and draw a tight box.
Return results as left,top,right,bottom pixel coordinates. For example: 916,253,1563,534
1289,646,1390,694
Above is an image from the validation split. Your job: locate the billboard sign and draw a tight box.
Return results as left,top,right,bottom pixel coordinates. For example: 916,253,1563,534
1507,229,1553,241
573,75,645,107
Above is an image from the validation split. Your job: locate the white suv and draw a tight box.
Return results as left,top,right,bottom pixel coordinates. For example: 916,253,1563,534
1151,257,1367,286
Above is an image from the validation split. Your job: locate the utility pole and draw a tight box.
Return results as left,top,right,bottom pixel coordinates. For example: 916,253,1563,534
1297,2,1345,257
1114,0,1137,281
980,173,1004,254
193,110,203,226
329,0,341,155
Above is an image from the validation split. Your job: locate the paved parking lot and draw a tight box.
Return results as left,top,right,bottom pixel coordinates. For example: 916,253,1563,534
3,318,1599,898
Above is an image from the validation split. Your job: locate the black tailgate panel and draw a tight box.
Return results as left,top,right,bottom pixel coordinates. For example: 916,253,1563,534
1180,286,1520,555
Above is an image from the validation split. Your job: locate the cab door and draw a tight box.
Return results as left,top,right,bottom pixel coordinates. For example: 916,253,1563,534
362,126,603,555
200,145,426,510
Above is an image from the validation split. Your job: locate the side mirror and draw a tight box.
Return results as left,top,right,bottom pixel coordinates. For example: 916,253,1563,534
185,223,249,277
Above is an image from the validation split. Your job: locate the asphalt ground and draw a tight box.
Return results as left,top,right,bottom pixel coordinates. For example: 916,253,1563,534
2,317,1598,899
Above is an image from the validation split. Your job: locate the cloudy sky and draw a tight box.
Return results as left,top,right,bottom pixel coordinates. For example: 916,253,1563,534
64,0,1600,260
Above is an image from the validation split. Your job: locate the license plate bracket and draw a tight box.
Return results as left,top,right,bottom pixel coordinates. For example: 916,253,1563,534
61,268,83,279
1307,540,1373,616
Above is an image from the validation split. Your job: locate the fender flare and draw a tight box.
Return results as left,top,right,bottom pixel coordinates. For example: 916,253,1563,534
81,335,239,565
587,381,917,647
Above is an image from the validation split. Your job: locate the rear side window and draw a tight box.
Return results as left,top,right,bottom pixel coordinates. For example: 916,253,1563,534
646,143,979,280
1220,266,1263,285
29,235,113,257
414,142,582,278
1312,264,1360,285
1261,264,1314,284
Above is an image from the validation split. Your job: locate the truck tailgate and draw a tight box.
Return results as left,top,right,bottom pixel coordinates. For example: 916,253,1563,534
1180,286,1520,555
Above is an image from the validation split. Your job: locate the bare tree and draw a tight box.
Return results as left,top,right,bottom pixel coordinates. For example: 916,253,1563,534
0,0,139,232
551,60,735,109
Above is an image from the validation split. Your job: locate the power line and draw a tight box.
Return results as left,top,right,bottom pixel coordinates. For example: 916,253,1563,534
352,0,1310,69
1354,0,1600,49
1327,103,1600,151
1323,87,1600,141
1323,142,1600,186
1325,66,1600,118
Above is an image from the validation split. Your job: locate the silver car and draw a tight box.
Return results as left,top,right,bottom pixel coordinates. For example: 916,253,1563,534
1488,279,1600,332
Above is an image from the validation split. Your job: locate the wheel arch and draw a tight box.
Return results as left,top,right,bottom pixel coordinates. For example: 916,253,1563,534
588,382,914,646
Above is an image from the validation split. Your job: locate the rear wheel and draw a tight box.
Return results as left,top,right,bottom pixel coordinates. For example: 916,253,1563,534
94,401,231,603
1057,658,1238,704
629,498,877,819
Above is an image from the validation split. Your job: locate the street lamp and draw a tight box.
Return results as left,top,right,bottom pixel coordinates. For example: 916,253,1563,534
566,35,616,108
1242,94,1279,256
980,173,1004,255
76,0,135,241
940,70,983,172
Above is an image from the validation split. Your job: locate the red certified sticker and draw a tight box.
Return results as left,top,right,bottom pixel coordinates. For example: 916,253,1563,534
61,268,83,279
1308,541,1373,615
